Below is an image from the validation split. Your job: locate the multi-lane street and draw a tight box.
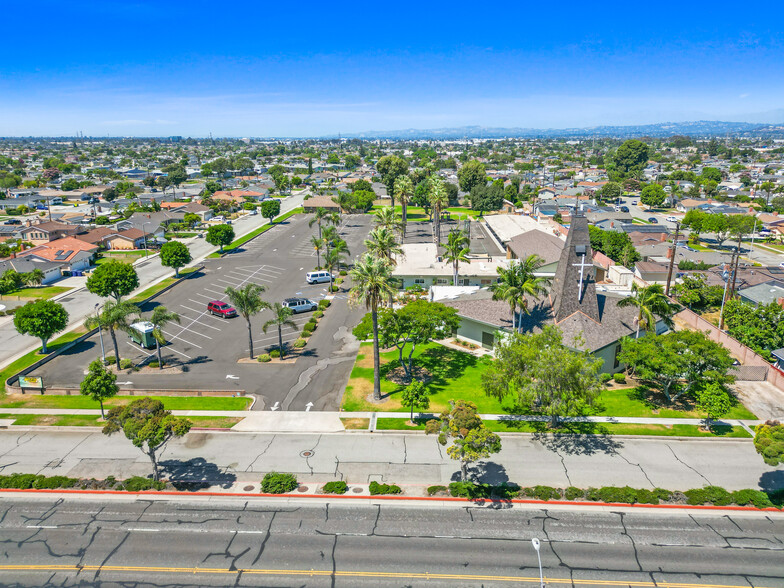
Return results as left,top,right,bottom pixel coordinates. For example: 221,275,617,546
0,495,782,587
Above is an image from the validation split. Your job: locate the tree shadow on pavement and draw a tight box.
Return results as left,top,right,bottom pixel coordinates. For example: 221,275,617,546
180,355,212,372
159,457,237,491
759,470,784,507
531,423,624,456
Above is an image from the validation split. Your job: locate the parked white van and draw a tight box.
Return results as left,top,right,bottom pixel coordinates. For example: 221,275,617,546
283,298,318,313
306,271,333,284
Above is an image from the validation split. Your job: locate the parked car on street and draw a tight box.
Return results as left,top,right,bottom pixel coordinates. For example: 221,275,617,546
207,300,237,318
648,217,658,224
619,206,630,213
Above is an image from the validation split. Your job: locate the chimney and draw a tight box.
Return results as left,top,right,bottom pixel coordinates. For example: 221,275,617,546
666,247,673,260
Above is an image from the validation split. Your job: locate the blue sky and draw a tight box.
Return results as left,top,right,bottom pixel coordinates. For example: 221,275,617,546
2,0,783,137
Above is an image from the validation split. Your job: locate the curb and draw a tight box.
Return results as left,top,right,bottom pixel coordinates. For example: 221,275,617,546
0,488,780,513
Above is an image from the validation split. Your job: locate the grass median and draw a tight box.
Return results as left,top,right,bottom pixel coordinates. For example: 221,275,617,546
0,394,252,411
207,207,304,258
127,266,199,303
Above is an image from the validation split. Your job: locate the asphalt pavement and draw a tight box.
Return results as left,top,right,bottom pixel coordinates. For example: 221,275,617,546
1,429,781,491
0,495,781,587
28,212,374,411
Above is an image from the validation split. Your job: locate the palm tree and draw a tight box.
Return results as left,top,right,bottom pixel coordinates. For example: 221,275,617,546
349,253,396,401
149,306,180,370
262,303,298,359
429,176,449,244
24,269,44,287
365,227,402,266
311,235,325,269
442,229,470,285
617,283,679,338
374,207,402,238
85,300,140,369
394,175,414,237
308,207,337,239
331,193,352,213
322,225,339,254
490,255,550,333
323,248,347,293
225,283,269,359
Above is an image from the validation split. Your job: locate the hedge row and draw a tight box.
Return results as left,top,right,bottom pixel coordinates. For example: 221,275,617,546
0,473,165,491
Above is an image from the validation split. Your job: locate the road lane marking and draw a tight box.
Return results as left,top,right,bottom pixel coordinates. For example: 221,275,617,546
26,525,57,529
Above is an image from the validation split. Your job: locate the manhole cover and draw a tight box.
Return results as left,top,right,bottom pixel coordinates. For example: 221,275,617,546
297,485,309,493
352,487,363,494
300,450,314,458
243,485,254,492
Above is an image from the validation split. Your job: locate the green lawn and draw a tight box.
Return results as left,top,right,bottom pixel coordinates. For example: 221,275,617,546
0,413,102,426
370,204,484,220
343,342,757,421
632,218,651,225
0,395,251,411
0,330,87,395
690,242,715,252
95,251,151,265
2,286,71,299
375,418,751,438
207,207,304,258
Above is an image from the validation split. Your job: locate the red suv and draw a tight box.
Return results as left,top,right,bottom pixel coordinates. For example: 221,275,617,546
207,300,237,318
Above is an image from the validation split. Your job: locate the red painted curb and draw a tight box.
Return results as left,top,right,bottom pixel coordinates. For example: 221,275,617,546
0,488,780,512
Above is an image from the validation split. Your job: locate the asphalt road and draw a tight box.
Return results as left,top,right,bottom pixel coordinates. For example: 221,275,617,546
31,212,374,411
1,430,782,491
0,192,307,369
0,496,781,587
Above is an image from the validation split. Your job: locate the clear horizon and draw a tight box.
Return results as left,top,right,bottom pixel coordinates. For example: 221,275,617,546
2,1,783,137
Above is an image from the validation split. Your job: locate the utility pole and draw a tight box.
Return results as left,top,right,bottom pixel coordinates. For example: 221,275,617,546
718,246,739,330
729,236,742,299
665,221,680,296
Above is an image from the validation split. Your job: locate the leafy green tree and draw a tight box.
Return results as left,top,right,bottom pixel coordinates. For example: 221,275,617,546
401,380,430,421
617,283,679,338
682,209,706,235
490,255,549,332
85,300,139,369
753,420,784,466
353,299,460,379
183,213,200,228
86,260,139,301
159,241,191,278
482,327,603,427
376,155,408,207
671,274,724,310
163,165,187,188
80,359,118,418
640,183,666,209
600,181,622,202
442,229,470,285
701,167,722,184
149,306,180,370
612,139,650,179
702,214,731,248
13,299,69,353
206,224,235,253
722,300,784,361
103,397,192,480
469,182,504,214
261,199,281,223
225,283,268,359
349,253,396,401
425,400,501,481
262,302,297,359
695,382,732,427
457,160,487,193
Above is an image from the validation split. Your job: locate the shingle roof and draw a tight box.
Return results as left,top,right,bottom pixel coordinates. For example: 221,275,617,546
506,230,564,264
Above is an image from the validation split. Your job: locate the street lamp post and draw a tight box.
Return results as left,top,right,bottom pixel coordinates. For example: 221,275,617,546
94,303,106,364
532,538,545,588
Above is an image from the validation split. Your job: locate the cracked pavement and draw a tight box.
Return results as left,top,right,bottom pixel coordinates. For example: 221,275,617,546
0,496,782,587
2,429,781,491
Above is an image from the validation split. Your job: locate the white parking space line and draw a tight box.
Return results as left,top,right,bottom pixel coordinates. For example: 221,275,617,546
253,333,301,345
161,330,203,349
168,322,213,339
231,268,282,280
177,307,223,331
126,341,154,357
215,278,244,287
192,293,214,300
164,346,192,360
203,286,225,295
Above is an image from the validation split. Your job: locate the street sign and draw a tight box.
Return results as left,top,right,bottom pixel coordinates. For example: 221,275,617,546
19,376,43,391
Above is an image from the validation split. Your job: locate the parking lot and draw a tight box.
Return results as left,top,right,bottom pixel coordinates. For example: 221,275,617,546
32,213,375,412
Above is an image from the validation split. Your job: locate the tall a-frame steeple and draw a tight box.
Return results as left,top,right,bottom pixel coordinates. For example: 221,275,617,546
549,211,601,323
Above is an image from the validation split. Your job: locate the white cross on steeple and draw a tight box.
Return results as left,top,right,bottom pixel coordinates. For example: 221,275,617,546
572,254,592,301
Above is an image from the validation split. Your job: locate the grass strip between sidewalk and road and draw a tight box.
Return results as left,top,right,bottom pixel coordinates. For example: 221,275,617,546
0,413,242,428
0,394,252,411
127,266,200,303
207,207,304,258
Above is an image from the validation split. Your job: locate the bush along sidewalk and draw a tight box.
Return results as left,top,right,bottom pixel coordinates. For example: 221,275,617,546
299,299,331,345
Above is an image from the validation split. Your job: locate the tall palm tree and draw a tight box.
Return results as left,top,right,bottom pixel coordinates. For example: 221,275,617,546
311,235,325,269
374,207,402,238
323,248,347,293
225,283,269,359
262,303,298,359
322,225,339,254
429,176,449,244
442,229,470,285
85,300,140,369
365,227,403,266
394,175,414,237
617,283,679,338
149,306,180,370
308,207,334,239
349,253,396,401
490,255,550,333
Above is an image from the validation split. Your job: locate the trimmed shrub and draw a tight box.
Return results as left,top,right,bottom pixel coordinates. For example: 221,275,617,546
634,489,661,504
449,481,492,498
494,482,521,499
730,489,774,509
318,299,331,309
302,328,313,338
313,310,324,319
148,360,160,368
262,472,298,494
293,338,307,349
684,485,731,506
105,475,116,487
305,319,317,331
335,277,343,285
103,356,116,366
269,349,280,358
613,373,627,384
122,476,166,492
595,486,639,504
564,486,584,501
258,354,271,362
653,488,672,501
321,481,348,495
427,485,448,496
339,270,347,276
600,373,613,384
33,475,78,489
523,485,560,501
369,481,402,495
120,358,134,370
0,473,40,489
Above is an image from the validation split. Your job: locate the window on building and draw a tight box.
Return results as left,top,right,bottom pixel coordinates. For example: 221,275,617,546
436,278,448,284
414,278,425,285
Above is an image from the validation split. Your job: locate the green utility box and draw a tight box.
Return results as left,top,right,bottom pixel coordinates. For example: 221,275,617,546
129,321,156,349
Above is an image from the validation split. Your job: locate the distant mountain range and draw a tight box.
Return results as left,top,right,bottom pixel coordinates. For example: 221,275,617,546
338,120,784,140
